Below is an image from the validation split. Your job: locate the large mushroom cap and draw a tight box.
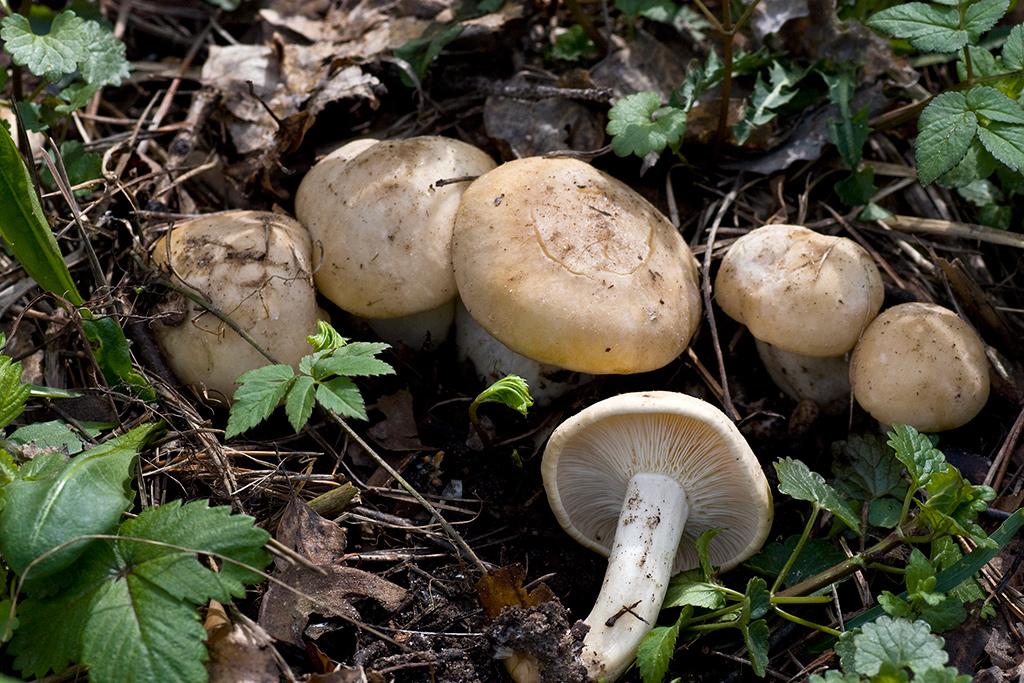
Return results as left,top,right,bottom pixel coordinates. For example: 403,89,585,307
715,224,884,357
151,210,319,399
850,303,990,432
541,391,772,572
452,157,702,375
295,135,496,319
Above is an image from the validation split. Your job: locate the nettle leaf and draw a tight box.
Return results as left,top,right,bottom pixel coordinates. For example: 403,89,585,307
284,375,316,432
636,617,682,683
919,465,995,543
831,434,906,503
939,138,997,187
733,61,800,145
1,11,88,77
0,423,160,581
866,3,965,52
915,92,977,184
851,617,949,676
225,364,296,439
963,0,1009,41
664,570,726,609
743,619,770,677
607,91,688,158
977,122,1024,172
1003,25,1024,71
886,424,946,488
774,458,859,530
316,376,368,420
469,374,534,421
310,343,394,380
965,85,1024,123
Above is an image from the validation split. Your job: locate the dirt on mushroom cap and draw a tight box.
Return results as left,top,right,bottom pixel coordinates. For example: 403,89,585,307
452,157,702,375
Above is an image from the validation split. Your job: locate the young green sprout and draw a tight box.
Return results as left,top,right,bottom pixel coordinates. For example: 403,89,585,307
468,374,534,429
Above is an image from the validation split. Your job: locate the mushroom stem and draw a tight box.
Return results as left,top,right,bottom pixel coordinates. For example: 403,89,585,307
364,299,456,350
755,340,850,408
580,473,689,682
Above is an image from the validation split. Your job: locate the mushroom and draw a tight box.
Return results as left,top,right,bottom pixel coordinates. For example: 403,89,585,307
541,391,772,681
849,303,989,432
715,224,883,404
755,340,851,407
151,210,320,400
452,157,702,401
295,136,496,348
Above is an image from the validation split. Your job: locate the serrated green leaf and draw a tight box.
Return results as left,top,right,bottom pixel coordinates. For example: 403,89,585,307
886,424,946,488
879,591,915,619
663,569,726,609
919,464,995,543
1004,25,1024,70
76,18,129,87
9,420,85,454
919,667,972,683
636,618,681,683
0,117,84,305
306,320,348,353
311,344,394,380
963,0,1009,41
743,619,770,677
808,671,862,683
866,3,965,52
0,11,88,77
733,62,800,145
10,589,91,676
774,458,859,530
915,92,977,184
905,548,934,594
957,46,1001,81
938,138,997,187
225,364,295,439
284,375,316,432
469,374,534,422
966,85,1024,123
81,312,155,399
607,91,688,158
0,449,18,486
853,617,948,676
0,354,29,430
918,594,967,631
746,577,770,619
316,376,368,420
0,423,159,582
977,121,1024,171
745,536,846,587
832,434,906,503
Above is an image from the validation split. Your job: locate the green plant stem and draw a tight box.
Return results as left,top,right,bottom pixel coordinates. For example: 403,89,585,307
564,0,607,56
866,562,906,575
771,505,819,593
770,595,832,605
777,530,905,598
687,620,741,633
772,607,841,636
962,45,974,82
685,603,743,625
899,479,918,526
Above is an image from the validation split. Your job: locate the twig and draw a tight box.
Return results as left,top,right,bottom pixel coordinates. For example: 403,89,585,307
700,183,740,420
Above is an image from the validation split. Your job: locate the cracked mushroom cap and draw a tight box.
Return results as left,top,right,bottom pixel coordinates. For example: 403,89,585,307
295,136,496,319
850,303,990,432
151,210,319,399
541,391,772,572
715,224,884,357
452,157,702,375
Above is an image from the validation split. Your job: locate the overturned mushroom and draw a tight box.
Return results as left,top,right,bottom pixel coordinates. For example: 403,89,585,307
151,210,320,400
715,224,883,404
850,303,989,432
452,157,702,402
541,391,772,681
295,136,496,348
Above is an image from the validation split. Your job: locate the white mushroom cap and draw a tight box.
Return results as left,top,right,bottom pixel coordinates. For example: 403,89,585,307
452,157,702,375
295,136,496,320
151,210,319,400
850,303,990,432
715,225,884,357
542,391,772,572
756,340,851,406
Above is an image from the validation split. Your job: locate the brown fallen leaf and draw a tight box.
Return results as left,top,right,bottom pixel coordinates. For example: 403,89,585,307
367,390,425,452
205,601,280,683
484,87,604,158
476,564,555,620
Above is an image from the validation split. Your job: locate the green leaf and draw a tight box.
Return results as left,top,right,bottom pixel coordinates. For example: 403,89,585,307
0,449,18,486
695,528,721,580
615,0,679,21
746,577,770,619
306,320,348,353
866,3,965,53
886,424,946,488
965,85,1024,123
0,352,29,431
9,420,85,454
284,375,316,432
743,619,770,677
919,465,994,543
310,342,394,380
81,312,155,399
0,11,88,77
76,18,129,87
976,121,1024,172
733,62,800,145
774,458,859,530
548,25,597,62
607,91,688,157
915,92,977,185
918,595,967,631
867,497,903,528
904,548,934,594
835,167,877,206
919,668,971,683
831,434,906,503
745,536,846,587
316,376,368,420
938,138,997,187
808,671,862,683
0,119,83,305
823,70,870,168
0,423,160,581
225,364,295,439
393,23,464,83
963,0,1009,41
851,617,949,676
1003,25,1024,70
469,374,535,422
663,569,726,609
39,140,102,192
636,617,682,683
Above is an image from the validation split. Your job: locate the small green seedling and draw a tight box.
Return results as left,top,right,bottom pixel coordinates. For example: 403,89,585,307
468,374,534,429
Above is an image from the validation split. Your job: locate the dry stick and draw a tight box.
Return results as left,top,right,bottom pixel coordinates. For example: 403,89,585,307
881,215,1024,249
985,406,1024,490
777,531,904,598
151,270,487,574
701,184,740,421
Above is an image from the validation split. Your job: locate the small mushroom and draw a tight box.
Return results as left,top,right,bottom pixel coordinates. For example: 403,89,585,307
452,157,702,400
715,224,883,403
541,391,772,681
849,303,990,432
295,136,496,348
151,210,320,400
